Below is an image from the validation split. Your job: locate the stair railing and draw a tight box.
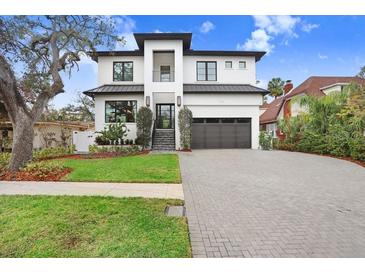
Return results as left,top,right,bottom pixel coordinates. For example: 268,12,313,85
151,119,156,149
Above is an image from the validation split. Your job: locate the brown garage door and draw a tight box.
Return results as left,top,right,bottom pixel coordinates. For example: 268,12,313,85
191,118,251,149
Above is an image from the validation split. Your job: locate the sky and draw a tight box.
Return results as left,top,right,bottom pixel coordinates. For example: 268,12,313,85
53,15,365,108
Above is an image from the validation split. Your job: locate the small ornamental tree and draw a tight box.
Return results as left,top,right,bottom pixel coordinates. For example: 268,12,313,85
136,107,153,149
178,106,193,150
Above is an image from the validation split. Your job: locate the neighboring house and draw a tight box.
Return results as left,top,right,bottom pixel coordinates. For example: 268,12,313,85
260,76,365,137
0,121,93,151
84,32,269,150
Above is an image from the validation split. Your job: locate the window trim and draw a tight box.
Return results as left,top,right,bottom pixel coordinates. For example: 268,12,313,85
196,61,217,81
225,61,233,69
113,61,134,82
238,61,247,70
104,100,137,123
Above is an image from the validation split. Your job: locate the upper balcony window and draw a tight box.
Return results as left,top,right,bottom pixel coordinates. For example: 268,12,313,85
197,61,217,81
113,62,133,82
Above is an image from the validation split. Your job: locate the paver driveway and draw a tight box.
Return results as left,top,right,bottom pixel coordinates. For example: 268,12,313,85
179,150,365,258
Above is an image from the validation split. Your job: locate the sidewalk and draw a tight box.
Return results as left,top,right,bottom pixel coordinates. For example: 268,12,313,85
0,181,184,200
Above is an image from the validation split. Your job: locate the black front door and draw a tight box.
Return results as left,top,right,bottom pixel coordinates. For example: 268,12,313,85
156,104,175,129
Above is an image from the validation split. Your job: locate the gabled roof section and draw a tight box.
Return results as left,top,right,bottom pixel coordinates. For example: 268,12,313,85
285,76,365,99
259,97,285,124
184,50,266,62
134,32,192,50
184,84,269,94
83,85,144,97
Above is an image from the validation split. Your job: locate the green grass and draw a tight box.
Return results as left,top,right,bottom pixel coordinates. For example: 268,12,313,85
0,195,191,258
62,154,181,183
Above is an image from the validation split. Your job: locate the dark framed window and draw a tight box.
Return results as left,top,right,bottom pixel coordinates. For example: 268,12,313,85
239,61,246,69
160,65,171,82
113,62,133,81
105,100,137,123
197,61,217,81
225,61,232,69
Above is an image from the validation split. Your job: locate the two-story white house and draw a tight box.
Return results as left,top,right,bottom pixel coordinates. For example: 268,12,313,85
84,32,268,150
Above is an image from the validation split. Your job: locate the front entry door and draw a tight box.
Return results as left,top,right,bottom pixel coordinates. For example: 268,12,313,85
156,104,175,129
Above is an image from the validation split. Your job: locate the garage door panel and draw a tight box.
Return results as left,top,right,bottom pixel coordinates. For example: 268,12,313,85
205,125,220,148
220,125,236,148
192,124,205,149
192,118,251,149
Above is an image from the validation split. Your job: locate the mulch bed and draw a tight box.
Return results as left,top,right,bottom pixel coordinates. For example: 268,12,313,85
0,168,72,181
277,149,365,168
39,150,150,161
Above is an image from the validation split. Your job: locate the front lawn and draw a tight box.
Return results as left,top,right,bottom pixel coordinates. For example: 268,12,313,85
0,195,191,258
62,154,181,183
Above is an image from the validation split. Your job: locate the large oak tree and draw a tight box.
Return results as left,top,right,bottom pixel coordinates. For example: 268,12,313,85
0,16,120,171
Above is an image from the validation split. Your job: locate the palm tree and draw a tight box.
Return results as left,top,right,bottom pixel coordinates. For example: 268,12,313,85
267,78,285,98
357,66,365,79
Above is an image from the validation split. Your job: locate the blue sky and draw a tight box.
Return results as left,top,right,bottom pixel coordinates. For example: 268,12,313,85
54,15,365,108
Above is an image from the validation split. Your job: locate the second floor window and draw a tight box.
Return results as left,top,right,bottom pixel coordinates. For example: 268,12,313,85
197,61,217,81
239,61,246,69
113,62,133,81
105,100,137,123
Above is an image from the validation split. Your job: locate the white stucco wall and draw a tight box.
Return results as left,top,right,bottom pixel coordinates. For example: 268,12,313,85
94,94,144,141
184,93,263,149
183,56,256,85
98,56,144,85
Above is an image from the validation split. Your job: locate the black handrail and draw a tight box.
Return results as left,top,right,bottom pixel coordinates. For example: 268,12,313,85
151,119,156,149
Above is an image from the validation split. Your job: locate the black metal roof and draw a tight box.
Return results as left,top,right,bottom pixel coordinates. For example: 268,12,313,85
134,33,192,50
83,85,144,97
84,84,269,97
183,84,269,94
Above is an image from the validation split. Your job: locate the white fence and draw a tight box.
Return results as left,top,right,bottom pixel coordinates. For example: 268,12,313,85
72,130,95,153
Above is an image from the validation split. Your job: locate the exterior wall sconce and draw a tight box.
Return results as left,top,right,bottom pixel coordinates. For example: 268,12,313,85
146,96,150,107
177,96,181,107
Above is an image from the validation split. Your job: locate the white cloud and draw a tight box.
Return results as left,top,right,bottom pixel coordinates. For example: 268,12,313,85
253,15,301,37
237,16,303,55
301,23,320,33
199,21,215,34
78,52,98,75
154,29,163,33
318,53,328,60
237,29,274,54
114,16,138,51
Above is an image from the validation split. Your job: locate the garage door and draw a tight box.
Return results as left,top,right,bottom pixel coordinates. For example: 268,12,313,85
191,118,251,149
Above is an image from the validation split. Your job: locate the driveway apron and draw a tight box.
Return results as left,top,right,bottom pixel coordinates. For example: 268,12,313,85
179,149,365,258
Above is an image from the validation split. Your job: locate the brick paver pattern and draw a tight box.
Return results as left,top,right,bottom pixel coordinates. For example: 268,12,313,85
179,150,365,258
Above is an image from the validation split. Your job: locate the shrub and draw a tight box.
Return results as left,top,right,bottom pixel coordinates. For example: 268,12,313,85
178,106,193,150
259,131,272,150
33,146,75,160
349,133,365,161
88,144,141,154
0,152,11,171
136,106,153,149
97,120,129,145
296,131,328,154
95,135,109,145
21,160,65,179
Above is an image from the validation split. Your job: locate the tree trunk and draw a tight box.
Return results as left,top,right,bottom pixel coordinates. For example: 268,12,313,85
8,111,35,171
